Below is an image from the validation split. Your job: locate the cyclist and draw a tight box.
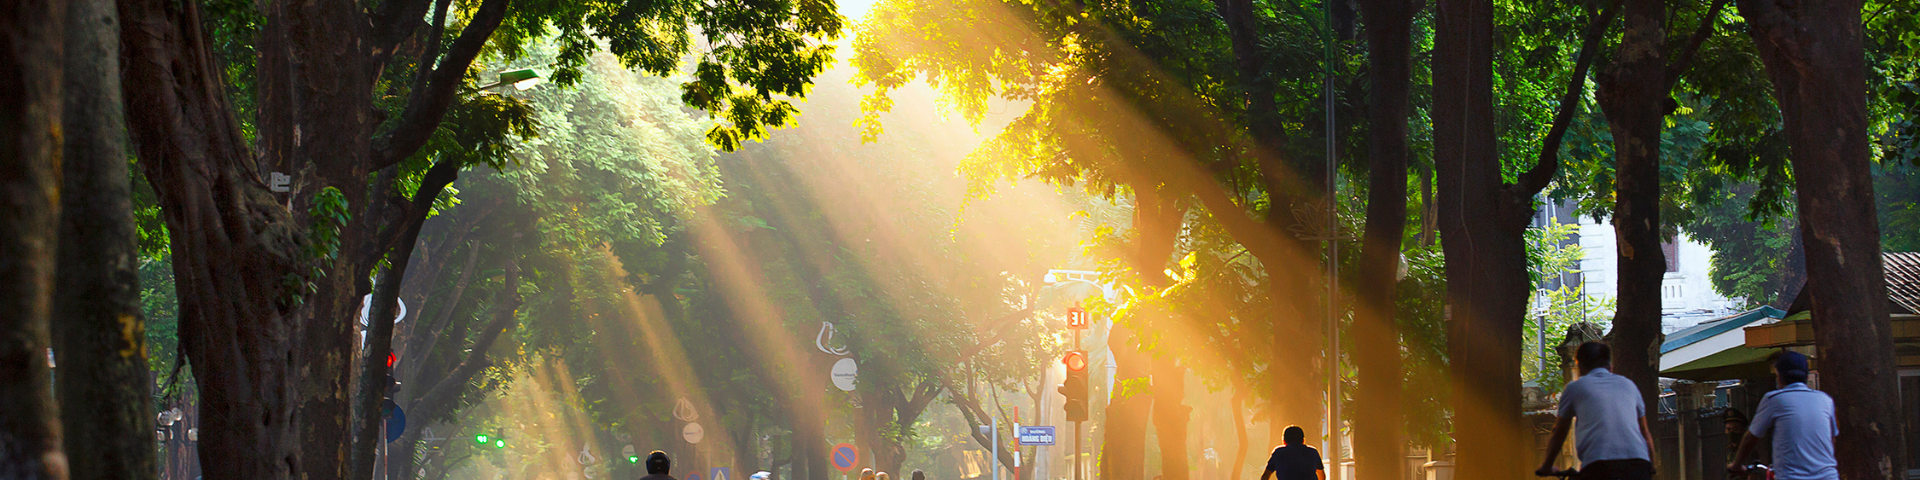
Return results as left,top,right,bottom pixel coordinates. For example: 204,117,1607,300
1537,341,1657,480
1728,351,1836,480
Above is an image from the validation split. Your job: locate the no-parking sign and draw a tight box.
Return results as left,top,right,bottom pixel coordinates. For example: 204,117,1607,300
829,443,859,473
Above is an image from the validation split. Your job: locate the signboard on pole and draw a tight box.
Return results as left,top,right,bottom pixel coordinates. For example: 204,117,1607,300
829,443,859,473
1016,426,1056,446
1065,307,1088,329
831,358,858,392
712,467,732,480
683,422,705,444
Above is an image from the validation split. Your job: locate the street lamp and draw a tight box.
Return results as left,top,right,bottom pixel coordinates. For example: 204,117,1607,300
479,68,544,91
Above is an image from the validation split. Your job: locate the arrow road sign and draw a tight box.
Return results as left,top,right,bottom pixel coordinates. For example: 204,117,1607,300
1017,426,1056,446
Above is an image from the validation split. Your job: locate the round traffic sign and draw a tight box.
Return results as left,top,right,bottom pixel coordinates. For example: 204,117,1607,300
683,422,705,444
831,358,858,392
829,443,859,472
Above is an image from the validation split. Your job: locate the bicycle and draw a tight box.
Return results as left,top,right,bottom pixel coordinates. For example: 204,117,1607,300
1727,463,1773,480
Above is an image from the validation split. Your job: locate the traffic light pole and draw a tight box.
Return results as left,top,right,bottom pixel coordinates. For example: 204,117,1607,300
1072,328,1082,480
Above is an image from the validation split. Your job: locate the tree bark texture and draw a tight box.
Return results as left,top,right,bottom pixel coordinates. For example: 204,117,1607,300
53,0,156,477
0,0,68,476
1150,356,1192,480
1101,186,1180,480
1736,0,1909,476
1595,0,1668,415
1433,0,1537,477
1353,0,1417,478
118,0,307,475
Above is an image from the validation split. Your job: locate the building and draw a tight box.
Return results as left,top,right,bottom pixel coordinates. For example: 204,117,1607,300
1533,201,1746,332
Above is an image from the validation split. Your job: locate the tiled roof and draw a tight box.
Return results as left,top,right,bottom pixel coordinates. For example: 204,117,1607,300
1888,252,1920,314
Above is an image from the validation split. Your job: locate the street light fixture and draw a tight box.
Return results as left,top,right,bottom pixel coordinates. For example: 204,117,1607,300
479,68,544,91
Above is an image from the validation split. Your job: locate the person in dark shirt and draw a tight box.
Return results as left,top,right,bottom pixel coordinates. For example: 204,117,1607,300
1261,425,1326,480
640,451,678,480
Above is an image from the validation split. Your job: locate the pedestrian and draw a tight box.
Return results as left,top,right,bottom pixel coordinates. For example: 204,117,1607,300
1260,425,1326,480
860,468,876,480
1537,341,1657,480
876,473,891,480
1728,351,1837,480
911,470,925,480
640,451,678,480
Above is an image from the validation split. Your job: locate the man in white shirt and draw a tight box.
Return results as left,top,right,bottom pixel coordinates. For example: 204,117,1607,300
1538,341,1657,480
1728,351,1838,480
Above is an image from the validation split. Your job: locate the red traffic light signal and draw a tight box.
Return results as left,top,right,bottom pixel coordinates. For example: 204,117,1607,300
1066,307,1088,329
1063,350,1088,372
386,352,397,368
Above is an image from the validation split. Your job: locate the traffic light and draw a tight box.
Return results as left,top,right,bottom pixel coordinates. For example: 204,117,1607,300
474,433,505,449
1059,351,1089,422
1066,307,1089,329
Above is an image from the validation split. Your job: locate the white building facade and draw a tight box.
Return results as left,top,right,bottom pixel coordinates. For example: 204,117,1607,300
1537,201,1746,333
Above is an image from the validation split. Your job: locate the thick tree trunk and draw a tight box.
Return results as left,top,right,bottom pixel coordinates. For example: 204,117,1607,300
0,0,68,475
1595,0,1668,414
118,0,308,475
1433,0,1536,477
1353,0,1417,478
1736,0,1909,475
53,0,155,477
1150,357,1191,480
1101,327,1151,480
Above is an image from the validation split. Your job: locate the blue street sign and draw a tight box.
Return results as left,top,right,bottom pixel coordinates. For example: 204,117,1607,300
386,407,406,443
1017,426,1056,446
712,467,732,480
687,474,701,480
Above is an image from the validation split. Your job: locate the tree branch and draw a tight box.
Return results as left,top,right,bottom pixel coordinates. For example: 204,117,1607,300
1515,0,1621,196
368,0,437,71
1663,0,1731,89
369,0,512,171
410,261,521,426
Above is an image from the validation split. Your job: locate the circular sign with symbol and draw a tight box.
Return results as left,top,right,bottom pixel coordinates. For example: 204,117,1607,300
829,443,859,472
683,422,705,444
831,358,858,392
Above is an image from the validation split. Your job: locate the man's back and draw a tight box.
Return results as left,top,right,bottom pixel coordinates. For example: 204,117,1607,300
1557,368,1648,465
1751,383,1837,480
1265,444,1323,480
640,474,678,480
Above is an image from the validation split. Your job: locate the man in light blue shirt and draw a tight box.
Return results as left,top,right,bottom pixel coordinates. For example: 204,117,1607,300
1539,341,1657,480
1728,351,1838,480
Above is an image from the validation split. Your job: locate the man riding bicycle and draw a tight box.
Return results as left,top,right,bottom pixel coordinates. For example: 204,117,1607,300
1537,341,1657,480
1728,351,1837,480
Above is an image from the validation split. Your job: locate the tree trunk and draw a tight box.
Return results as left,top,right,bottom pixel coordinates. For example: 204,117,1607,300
0,0,68,475
53,0,156,477
1736,0,1909,475
1101,326,1151,480
1596,0,1668,415
1353,0,1417,478
1433,0,1536,477
118,0,308,475
1150,357,1191,480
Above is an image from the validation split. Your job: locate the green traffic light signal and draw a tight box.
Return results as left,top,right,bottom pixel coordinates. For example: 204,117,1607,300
629,455,641,463
475,434,490,444
495,439,507,449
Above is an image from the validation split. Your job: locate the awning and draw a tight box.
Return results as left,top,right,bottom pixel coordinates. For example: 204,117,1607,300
1659,307,1786,382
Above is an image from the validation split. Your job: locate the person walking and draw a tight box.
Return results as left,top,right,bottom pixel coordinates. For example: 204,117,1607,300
1537,341,1657,480
1728,351,1837,480
910,470,925,480
640,451,679,480
1260,425,1326,480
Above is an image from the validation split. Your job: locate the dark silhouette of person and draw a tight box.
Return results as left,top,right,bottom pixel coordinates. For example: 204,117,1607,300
641,451,678,480
1260,425,1326,480
911,470,926,480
